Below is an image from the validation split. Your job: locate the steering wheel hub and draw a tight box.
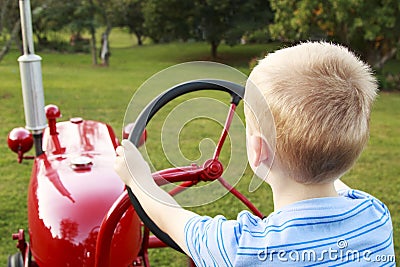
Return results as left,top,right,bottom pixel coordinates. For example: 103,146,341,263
126,79,246,252
201,159,223,181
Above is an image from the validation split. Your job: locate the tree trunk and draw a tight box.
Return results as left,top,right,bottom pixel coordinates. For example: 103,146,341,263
98,1,112,66
211,40,219,59
89,26,97,66
0,20,20,62
100,26,112,66
88,0,97,65
135,32,143,46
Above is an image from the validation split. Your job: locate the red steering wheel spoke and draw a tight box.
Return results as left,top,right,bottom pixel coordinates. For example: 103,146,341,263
126,79,263,253
212,103,237,160
152,165,203,186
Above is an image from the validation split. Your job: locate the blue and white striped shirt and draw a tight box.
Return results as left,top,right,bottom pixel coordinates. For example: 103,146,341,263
184,189,395,266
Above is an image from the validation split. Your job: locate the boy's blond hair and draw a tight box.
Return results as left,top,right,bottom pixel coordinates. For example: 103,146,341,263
245,42,378,184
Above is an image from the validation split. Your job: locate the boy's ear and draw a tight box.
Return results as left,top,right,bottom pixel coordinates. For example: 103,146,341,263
249,135,270,167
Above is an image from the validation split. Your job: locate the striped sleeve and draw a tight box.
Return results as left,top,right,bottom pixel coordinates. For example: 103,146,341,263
184,190,395,266
184,214,242,267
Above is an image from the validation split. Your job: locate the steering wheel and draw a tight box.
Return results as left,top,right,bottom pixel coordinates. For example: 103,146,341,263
127,79,262,253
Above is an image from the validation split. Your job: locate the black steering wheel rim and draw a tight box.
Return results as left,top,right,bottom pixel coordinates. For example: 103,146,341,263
127,79,245,253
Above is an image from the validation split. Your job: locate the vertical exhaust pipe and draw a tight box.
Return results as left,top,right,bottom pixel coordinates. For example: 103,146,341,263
18,0,47,155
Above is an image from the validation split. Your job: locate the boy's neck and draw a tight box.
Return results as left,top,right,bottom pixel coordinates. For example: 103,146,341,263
269,174,338,211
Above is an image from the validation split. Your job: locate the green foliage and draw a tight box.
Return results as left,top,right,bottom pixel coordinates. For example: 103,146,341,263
32,0,97,36
142,0,194,43
245,28,271,44
193,0,273,57
269,0,400,69
377,59,400,91
111,0,145,45
142,0,273,57
0,0,19,34
379,73,400,91
2,0,273,59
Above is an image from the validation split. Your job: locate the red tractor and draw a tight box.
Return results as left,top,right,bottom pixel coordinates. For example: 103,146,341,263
7,1,263,266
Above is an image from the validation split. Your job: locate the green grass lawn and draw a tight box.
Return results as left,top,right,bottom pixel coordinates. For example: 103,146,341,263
0,32,399,266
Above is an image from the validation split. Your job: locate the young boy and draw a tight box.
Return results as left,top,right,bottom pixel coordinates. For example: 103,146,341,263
115,42,395,266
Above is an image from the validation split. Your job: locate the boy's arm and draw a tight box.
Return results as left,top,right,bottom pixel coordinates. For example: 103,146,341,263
114,140,198,256
334,179,351,191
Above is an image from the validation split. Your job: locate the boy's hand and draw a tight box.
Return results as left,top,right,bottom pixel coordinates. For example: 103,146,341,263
114,139,154,189
114,139,197,256
115,139,179,206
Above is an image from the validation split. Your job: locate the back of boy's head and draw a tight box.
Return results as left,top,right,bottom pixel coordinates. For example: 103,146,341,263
245,41,378,184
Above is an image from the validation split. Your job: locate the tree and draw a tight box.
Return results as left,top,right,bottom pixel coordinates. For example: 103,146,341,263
194,0,233,58
142,0,194,44
269,0,400,69
87,0,98,65
30,0,61,47
22,0,99,64
112,0,146,46
0,0,21,61
193,0,273,58
142,0,273,58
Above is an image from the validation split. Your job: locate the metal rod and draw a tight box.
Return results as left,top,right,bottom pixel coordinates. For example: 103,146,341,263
218,177,264,218
19,0,35,55
33,134,43,156
18,0,47,156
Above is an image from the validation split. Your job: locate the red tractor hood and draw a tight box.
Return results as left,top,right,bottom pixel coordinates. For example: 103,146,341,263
28,119,140,266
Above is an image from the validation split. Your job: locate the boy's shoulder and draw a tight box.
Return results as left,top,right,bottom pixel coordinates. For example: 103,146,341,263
185,190,394,266
186,189,390,237
261,189,389,227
